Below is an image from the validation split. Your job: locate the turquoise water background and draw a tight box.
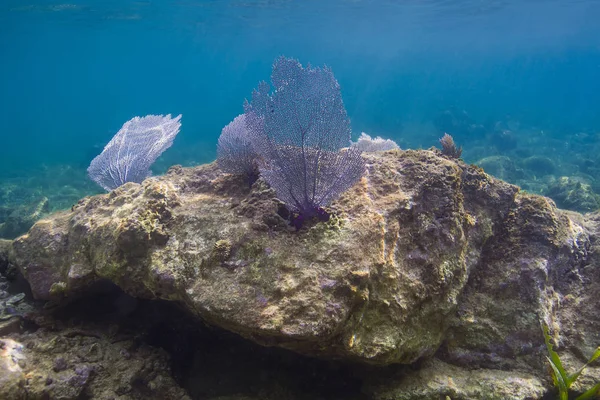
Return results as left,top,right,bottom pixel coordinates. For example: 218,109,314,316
1,0,600,235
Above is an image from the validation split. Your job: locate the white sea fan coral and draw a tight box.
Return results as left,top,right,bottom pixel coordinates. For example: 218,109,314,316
351,132,399,152
88,114,182,191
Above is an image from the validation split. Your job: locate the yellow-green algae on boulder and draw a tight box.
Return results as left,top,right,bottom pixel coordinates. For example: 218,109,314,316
8,150,600,387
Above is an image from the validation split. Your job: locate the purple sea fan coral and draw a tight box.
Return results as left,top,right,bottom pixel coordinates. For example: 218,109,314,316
88,114,182,191
217,114,259,184
244,56,365,219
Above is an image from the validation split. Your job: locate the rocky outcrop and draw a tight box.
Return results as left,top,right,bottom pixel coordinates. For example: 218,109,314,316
0,323,189,399
0,239,10,272
362,358,547,400
0,196,49,239
6,150,600,398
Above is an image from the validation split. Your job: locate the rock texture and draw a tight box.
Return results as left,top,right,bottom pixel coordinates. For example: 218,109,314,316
6,150,600,398
362,358,546,400
0,239,10,274
0,322,189,400
0,196,49,239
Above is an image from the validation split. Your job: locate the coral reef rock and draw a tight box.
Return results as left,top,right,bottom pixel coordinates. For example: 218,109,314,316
0,239,10,272
0,196,49,240
475,155,524,182
545,175,600,213
0,326,190,400
7,150,600,390
362,358,546,400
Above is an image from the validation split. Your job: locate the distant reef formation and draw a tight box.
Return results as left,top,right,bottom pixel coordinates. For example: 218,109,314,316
2,149,599,399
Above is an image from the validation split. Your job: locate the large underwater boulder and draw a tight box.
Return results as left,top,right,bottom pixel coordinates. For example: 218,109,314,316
6,150,600,397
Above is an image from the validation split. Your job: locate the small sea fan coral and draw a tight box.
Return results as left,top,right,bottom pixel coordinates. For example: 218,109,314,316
351,132,399,152
216,114,259,184
244,56,365,220
88,114,182,191
439,133,462,159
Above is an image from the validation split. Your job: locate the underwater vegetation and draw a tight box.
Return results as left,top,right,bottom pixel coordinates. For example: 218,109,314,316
82,56,368,228
350,132,400,152
242,56,365,221
439,133,462,159
216,113,260,185
542,323,600,400
215,56,368,226
88,114,182,191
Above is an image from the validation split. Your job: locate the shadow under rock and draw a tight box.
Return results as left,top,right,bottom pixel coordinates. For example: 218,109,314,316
49,282,369,400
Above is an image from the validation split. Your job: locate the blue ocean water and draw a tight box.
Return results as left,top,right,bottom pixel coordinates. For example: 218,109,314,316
1,0,599,235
